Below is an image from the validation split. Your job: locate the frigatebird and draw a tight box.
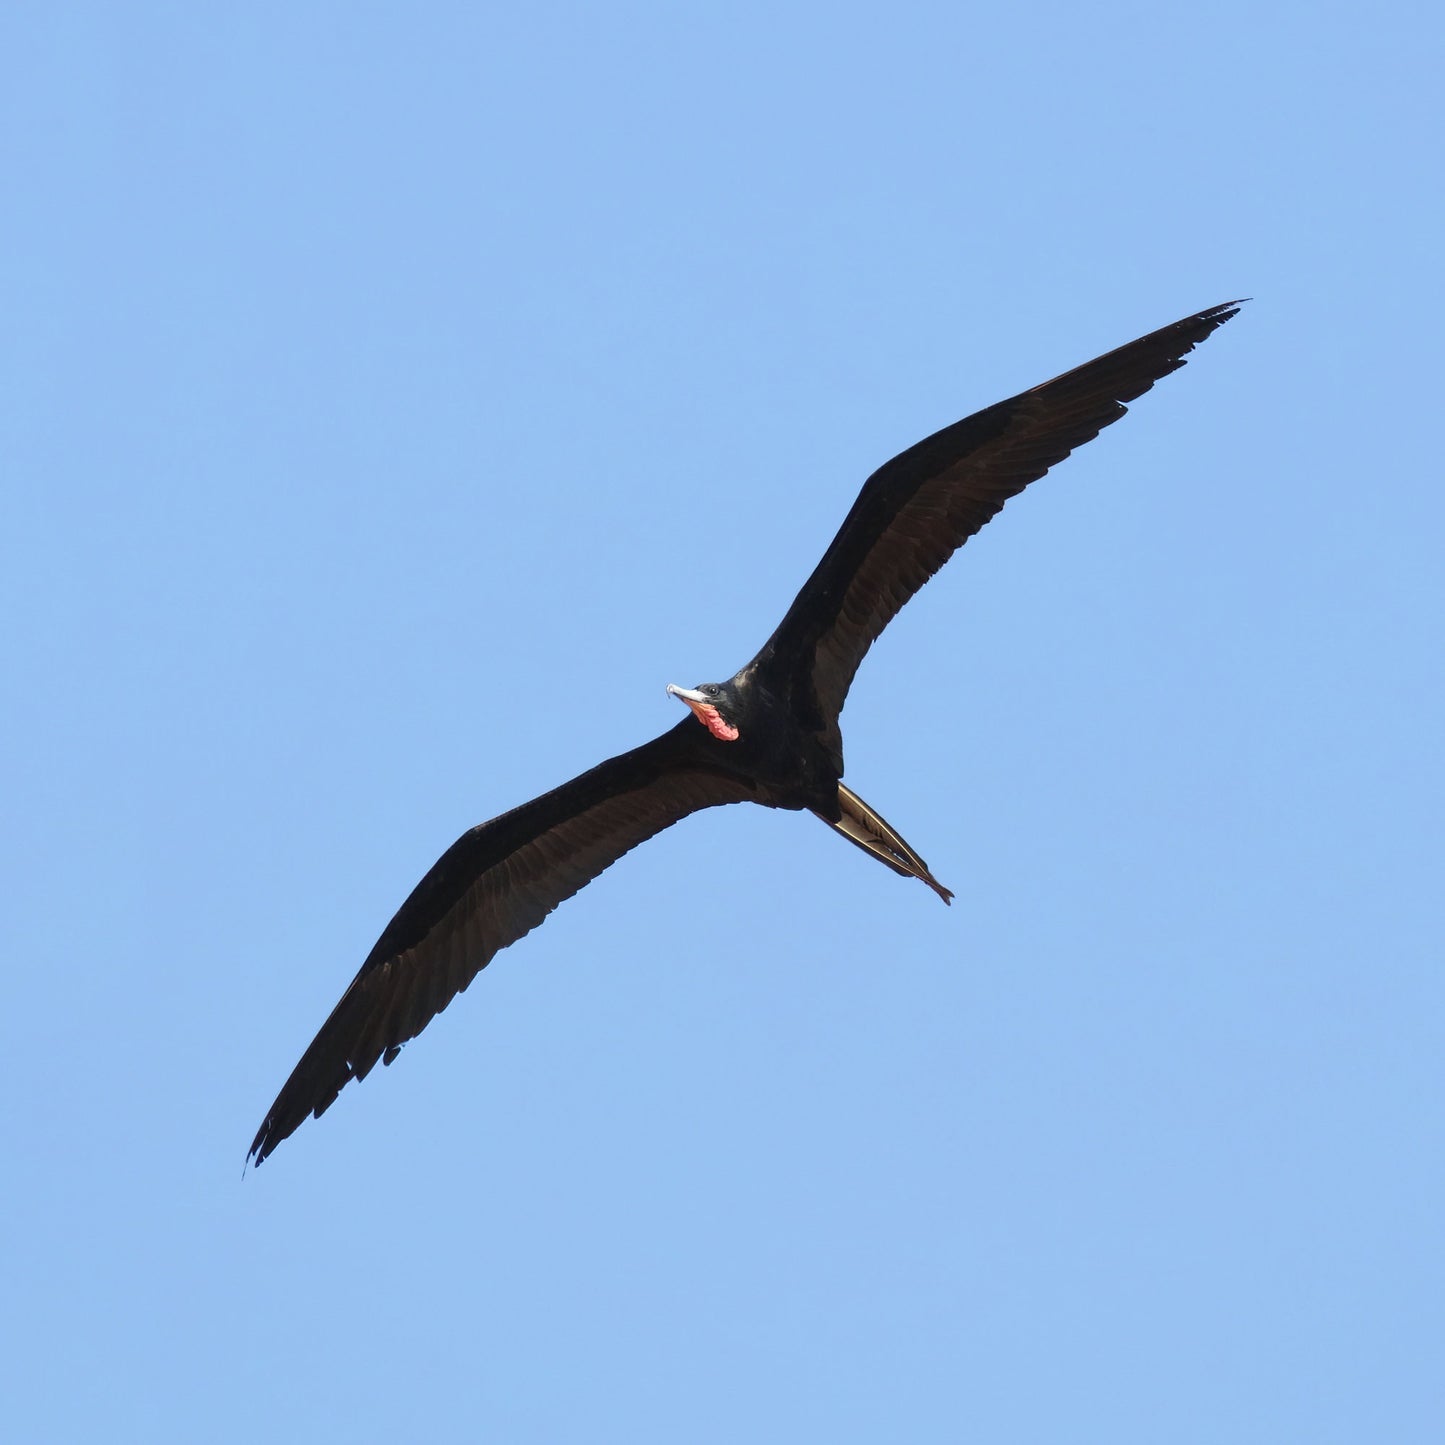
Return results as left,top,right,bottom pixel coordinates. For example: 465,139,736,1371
248,300,1242,1165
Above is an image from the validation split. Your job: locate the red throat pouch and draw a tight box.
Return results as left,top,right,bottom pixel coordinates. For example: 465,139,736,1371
694,702,740,742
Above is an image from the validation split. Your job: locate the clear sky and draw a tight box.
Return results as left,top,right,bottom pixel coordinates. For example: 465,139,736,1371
4,3,1442,1441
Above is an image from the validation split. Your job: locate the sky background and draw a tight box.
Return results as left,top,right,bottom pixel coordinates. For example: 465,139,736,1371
4,3,1442,1441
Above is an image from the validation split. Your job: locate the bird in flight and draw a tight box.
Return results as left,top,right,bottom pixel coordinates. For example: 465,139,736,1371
249,300,1243,1166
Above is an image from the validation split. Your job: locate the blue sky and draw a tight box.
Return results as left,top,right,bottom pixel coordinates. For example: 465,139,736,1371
4,3,1442,1440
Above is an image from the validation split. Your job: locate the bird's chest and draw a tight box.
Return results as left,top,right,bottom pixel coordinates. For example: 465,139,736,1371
727,718,838,812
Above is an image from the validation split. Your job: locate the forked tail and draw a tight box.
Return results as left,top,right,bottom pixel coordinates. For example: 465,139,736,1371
813,782,954,904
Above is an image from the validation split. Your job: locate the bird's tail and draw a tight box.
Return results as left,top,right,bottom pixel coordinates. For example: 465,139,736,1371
813,782,954,904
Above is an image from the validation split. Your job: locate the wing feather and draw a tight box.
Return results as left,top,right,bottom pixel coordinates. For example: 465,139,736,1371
248,724,754,1165
760,302,1243,741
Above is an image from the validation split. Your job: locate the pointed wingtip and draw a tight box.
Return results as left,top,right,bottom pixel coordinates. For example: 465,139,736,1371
1190,298,1249,338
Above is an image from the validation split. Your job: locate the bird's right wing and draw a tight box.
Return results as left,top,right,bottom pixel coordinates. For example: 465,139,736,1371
759,302,1243,747
248,722,756,1165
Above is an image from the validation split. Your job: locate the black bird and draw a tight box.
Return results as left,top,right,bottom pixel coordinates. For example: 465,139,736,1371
249,301,1242,1165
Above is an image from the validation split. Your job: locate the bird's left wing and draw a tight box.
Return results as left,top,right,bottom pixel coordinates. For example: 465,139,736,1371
248,723,755,1166
758,302,1243,748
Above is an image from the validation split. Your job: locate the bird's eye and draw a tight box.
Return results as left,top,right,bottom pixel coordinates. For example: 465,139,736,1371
703,685,718,697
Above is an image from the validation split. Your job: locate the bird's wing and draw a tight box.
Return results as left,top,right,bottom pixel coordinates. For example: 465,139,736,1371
248,723,755,1166
759,302,1243,741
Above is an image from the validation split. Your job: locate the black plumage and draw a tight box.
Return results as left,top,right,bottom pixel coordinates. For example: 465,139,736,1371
248,301,1242,1165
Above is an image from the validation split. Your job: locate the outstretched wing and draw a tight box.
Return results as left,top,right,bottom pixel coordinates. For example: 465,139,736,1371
759,302,1243,744
248,723,755,1166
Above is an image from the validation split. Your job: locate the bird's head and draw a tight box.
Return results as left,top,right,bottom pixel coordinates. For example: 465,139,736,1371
666,680,743,742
